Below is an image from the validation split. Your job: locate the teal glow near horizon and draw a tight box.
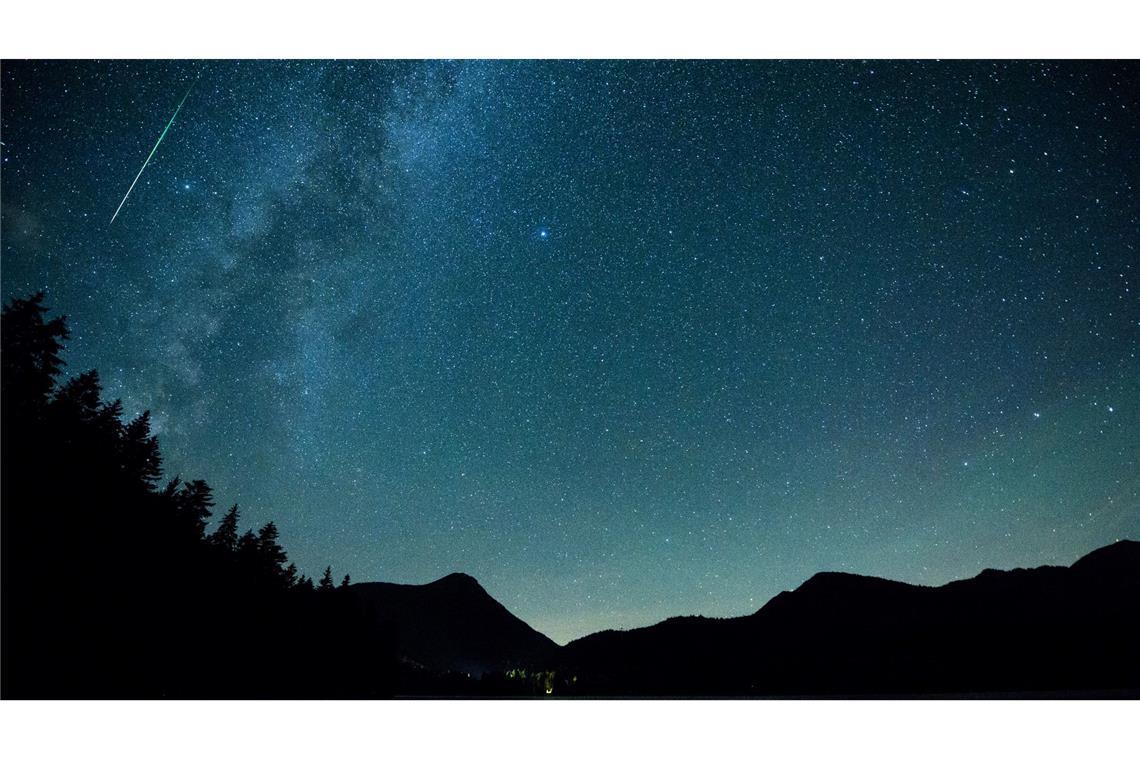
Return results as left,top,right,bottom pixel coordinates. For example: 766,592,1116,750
2,60,1136,644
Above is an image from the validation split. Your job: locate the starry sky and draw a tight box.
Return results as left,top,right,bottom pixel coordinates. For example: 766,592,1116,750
2,60,1137,643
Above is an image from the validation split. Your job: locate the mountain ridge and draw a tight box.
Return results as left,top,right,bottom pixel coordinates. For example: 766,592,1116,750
338,540,1138,695
551,540,1138,643
553,539,1140,695
348,572,558,676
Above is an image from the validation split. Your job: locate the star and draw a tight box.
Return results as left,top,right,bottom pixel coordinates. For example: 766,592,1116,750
2,60,1135,645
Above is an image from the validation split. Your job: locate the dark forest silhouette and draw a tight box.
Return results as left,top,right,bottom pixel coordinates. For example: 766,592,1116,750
1,293,398,697
2,293,1137,698
0,293,565,698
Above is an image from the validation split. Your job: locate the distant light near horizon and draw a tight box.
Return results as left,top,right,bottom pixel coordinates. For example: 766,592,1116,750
1,60,1136,644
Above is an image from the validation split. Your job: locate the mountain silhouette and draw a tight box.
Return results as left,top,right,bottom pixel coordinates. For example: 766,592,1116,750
5,291,1134,699
349,572,558,677
341,541,1139,696
555,540,1140,696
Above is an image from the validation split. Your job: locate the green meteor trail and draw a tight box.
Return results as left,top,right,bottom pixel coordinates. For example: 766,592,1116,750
109,80,196,225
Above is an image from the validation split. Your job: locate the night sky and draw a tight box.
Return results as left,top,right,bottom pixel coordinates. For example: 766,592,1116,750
2,60,1136,643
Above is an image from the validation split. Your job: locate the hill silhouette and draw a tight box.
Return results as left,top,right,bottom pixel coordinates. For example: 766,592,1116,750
556,540,1140,696
349,573,558,676
2,292,1136,698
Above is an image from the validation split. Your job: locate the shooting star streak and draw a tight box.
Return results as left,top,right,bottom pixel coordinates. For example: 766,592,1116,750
109,80,197,225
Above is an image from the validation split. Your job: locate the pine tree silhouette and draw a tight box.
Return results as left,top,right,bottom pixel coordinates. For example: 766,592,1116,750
257,522,289,586
1,293,398,697
209,504,241,553
1,292,69,420
121,411,163,488
52,370,103,421
177,479,216,538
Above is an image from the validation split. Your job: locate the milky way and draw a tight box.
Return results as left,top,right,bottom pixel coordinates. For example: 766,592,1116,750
2,60,1137,642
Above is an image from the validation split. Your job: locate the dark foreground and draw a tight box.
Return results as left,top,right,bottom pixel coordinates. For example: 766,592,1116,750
3,294,1137,699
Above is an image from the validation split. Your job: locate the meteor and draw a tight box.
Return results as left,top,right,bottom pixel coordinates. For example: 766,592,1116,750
109,79,197,225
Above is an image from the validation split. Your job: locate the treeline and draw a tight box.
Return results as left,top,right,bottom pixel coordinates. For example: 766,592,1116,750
1,293,395,697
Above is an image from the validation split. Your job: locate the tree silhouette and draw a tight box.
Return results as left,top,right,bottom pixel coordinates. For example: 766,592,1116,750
257,522,289,586
121,411,163,488
1,293,398,697
52,369,103,421
4,295,1136,698
0,292,69,419
209,505,241,553
341,574,351,588
176,479,216,538
236,528,261,573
